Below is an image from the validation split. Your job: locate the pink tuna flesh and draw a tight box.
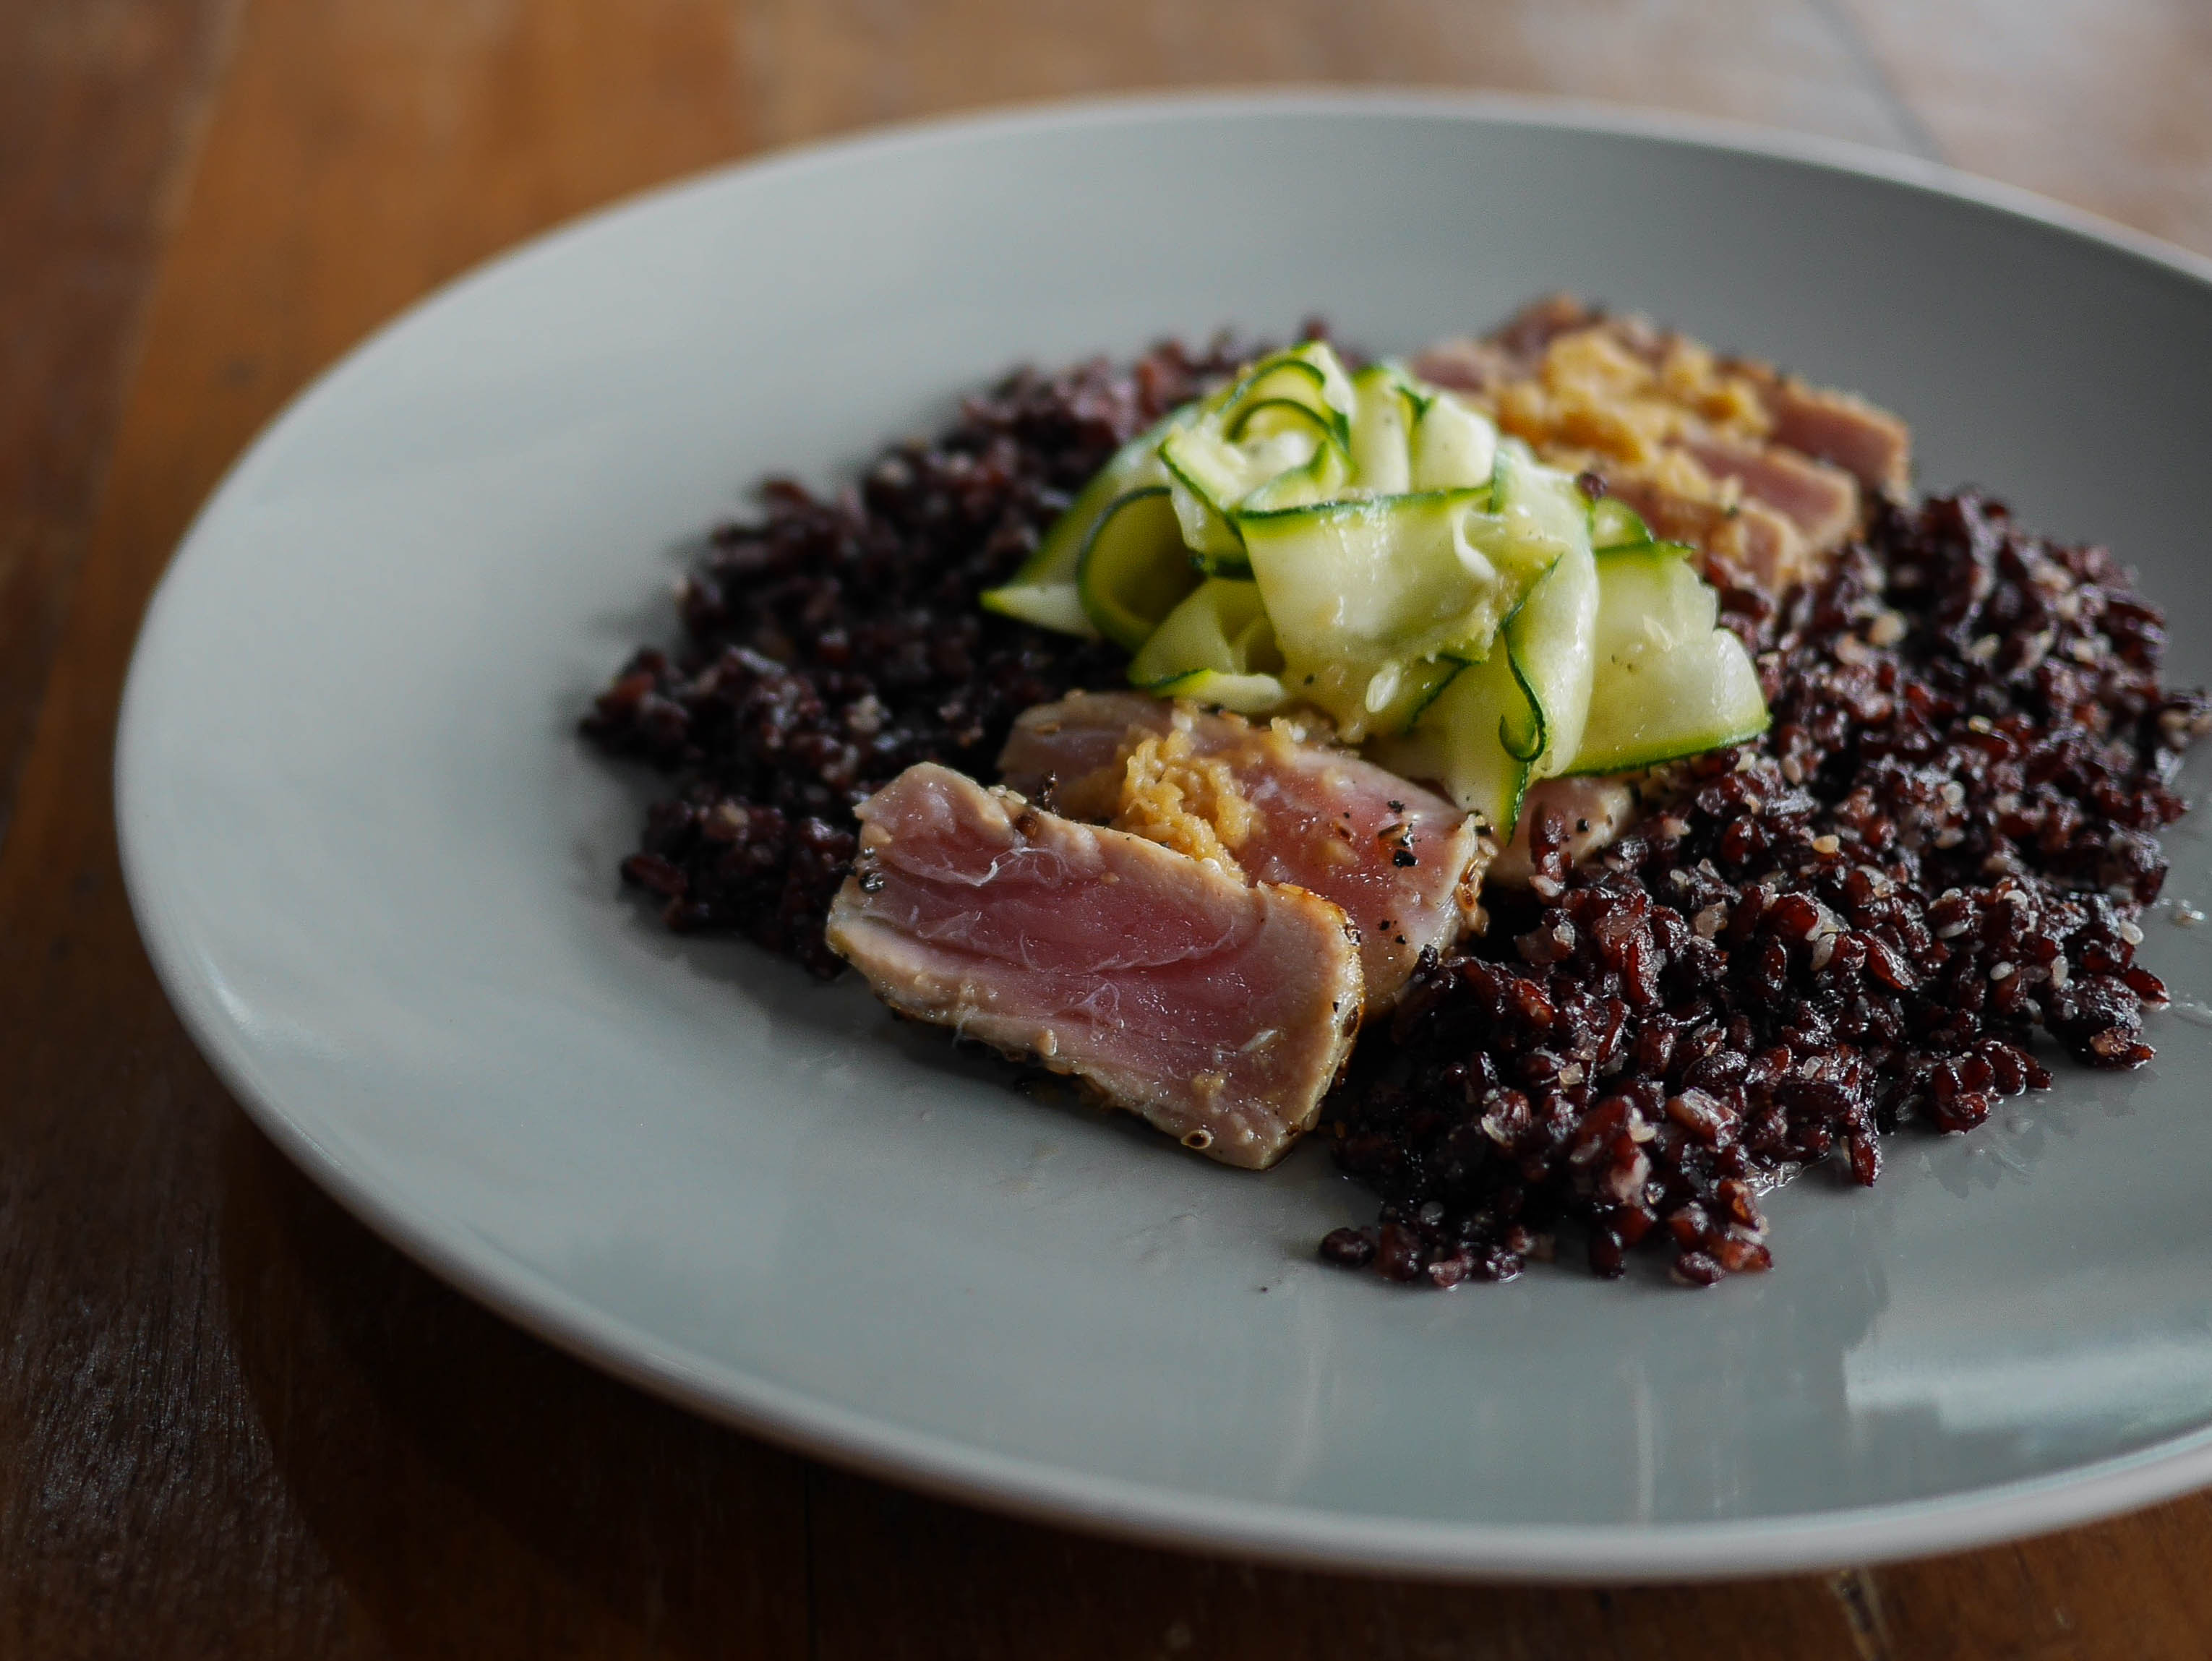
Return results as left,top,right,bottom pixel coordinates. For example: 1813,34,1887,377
998,692,1483,1008
825,763,1363,1169
1757,377,1913,497
1679,436,1859,550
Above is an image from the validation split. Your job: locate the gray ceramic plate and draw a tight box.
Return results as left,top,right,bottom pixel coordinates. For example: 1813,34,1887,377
116,93,2212,1579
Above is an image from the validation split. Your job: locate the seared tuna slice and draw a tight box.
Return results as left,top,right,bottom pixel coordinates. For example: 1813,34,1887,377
1487,776,1641,890
998,693,1484,1007
1413,296,1913,593
1743,370,1913,497
1409,292,1592,392
993,691,1152,813
1678,436,1859,550
1600,477,1811,596
825,763,1362,1169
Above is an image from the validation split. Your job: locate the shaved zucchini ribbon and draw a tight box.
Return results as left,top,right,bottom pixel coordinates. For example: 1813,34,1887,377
980,340,1768,833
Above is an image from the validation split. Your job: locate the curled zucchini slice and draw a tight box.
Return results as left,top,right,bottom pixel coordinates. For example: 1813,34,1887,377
1348,363,1418,494
1129,578,1279,679
1370,539,1598,828
1240,482,1582,741
977,581,1096,636
1337,360,1496,496
1569,545,1770,775
1235,437,1353,520
1467,438,1591,585
1227,397,1333,446
1501,538,1600,781
1241,491,1506,662
1222,342,1357,452
1159,343,1360,559
981,407,1194,635
1409,391,1498,493
979,338,1768,823
1163,422,1324,560
1353,653,1462,734
1137,669,1292,714
1240,492,1492,739
1588,494,1654,553
1076,487,1201,651
1128,578,1288,715
1372,646,1538,835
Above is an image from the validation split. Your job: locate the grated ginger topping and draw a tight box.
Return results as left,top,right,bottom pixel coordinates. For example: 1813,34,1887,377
1111,726,1257,877
1462,321,1843,592
1484,323,1775,472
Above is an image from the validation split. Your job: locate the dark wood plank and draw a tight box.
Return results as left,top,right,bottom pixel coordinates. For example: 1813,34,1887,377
1873,1498,2212,1661
807,1471,1869,1661
1839,0,2212,255
0,1,807,1656
0,0,236,845
739,0,1933,155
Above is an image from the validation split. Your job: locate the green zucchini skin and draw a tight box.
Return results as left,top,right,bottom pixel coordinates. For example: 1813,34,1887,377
1161,344,1358,556
1162,421,1310,556
1502,539,1600,781
1128,577,1285,705
1370,536,1591,830
1567,544,1770,776
1000,410,1183,586
1227,395,1335,446
979,405,1190,632
1135,669,1291,715
1223,343,1357,453
1588,494,1652,552
979,581,1097,636
1076,487,1201,651
1373,646,1535,835
977,339,1771,836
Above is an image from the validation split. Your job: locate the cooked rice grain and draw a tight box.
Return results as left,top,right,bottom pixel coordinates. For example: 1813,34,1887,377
586,344,2205,1287
583,339,1258,973
1323,493,2206,1287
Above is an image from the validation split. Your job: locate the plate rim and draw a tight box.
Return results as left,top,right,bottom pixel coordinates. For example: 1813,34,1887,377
114,86,2212,1581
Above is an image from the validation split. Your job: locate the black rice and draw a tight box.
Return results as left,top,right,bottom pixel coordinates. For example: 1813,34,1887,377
586,343,2206,1287
1323,492,2208,1287
582,338,1256,974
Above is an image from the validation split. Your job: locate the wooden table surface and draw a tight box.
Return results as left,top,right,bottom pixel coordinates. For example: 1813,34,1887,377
8,1,2212,1654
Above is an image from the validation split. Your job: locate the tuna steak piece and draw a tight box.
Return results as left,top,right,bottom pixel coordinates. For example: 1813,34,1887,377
1488,776,1641,890
1412,296,1913,593
825,763,1363,1169
1744,370,1913,497
998,693,1485,1008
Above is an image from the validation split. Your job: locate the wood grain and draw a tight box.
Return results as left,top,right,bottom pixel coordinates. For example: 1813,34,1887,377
740,0,1935,155
8,0,2212,1655
807,1471,1874,1661
0,0,236,846
1840,0,2212,255
0,3,804,1657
